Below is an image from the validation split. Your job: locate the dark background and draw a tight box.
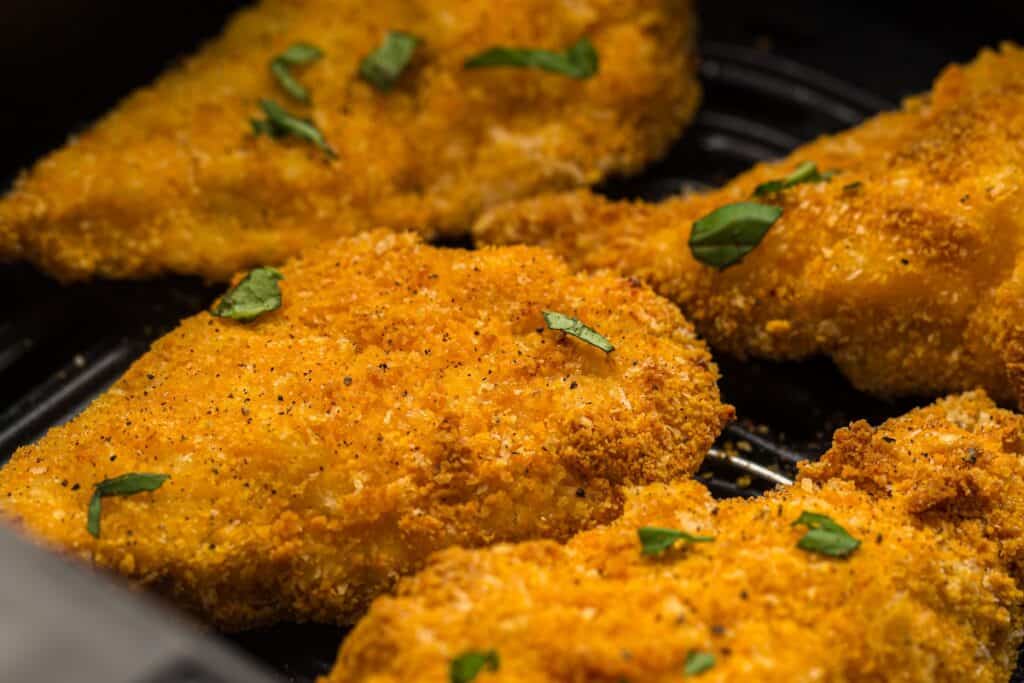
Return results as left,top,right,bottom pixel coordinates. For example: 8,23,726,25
1,0,1023,180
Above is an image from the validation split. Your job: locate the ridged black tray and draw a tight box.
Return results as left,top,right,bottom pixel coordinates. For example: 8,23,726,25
2,3,1023,681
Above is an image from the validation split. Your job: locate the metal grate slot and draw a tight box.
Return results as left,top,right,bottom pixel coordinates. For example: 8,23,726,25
0,339,147,451
700,42,892,129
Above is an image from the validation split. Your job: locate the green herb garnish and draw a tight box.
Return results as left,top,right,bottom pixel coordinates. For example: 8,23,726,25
638,526,714,556
754,161,835,197
684,651,716,677
251,99,337,158
465,37,598,79
792,511,861,558
270,42,323,103
543,311,614,353
689,202,783,269
450,650,499,683
212,266,284,322
360,31,420,91
87,473,170,538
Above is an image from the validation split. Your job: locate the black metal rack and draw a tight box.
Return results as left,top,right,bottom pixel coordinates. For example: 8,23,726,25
2,3,1022,681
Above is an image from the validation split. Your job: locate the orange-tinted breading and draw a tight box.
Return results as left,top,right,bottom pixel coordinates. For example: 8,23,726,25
475,43,1024,407
0,232,731,629
0,0,700,282
330,392,1024,682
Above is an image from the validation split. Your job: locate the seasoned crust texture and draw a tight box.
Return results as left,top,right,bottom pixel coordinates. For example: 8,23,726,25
0,232,731,629
331,392,1024,682
0,0,700,281
474,43,1024,407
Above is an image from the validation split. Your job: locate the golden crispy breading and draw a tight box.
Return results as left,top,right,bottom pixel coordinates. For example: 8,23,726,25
330,391,1024,682
475,43,1024,407
0,232,731,629
0,0,700,282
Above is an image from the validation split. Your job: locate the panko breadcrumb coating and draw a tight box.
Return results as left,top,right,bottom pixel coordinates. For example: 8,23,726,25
331,391,1024,682
474,43,1024,407
0,232,731,629
0,0,700,282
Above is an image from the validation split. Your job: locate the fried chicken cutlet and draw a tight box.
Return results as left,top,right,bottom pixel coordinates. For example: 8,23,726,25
0,231,731,629
475,43,1024,408
0,0,700,282
332,391,1024,682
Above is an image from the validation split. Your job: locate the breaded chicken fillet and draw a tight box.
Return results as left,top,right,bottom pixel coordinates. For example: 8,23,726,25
0,0,700,282
475,43,1024,407
0,232,731,629
332,391,1024,682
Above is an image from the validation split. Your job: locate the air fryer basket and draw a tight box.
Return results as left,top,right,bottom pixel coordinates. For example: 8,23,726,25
2,2,1022,681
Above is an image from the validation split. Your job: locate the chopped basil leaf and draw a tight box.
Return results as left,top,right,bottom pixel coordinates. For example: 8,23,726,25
754,161,835,197
87,493,102,537
270,42,324,103
450,650,499,683
277,43,323,63
251,99,337,158
684,651,716,677
360,31,420,91
251,118,273,135
638,526,714,556
87,473,170,538
465,37,598,79
843,181,863,192
212,266,284,322
689,202,783,269
543,311,614,353
792,511,861,558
